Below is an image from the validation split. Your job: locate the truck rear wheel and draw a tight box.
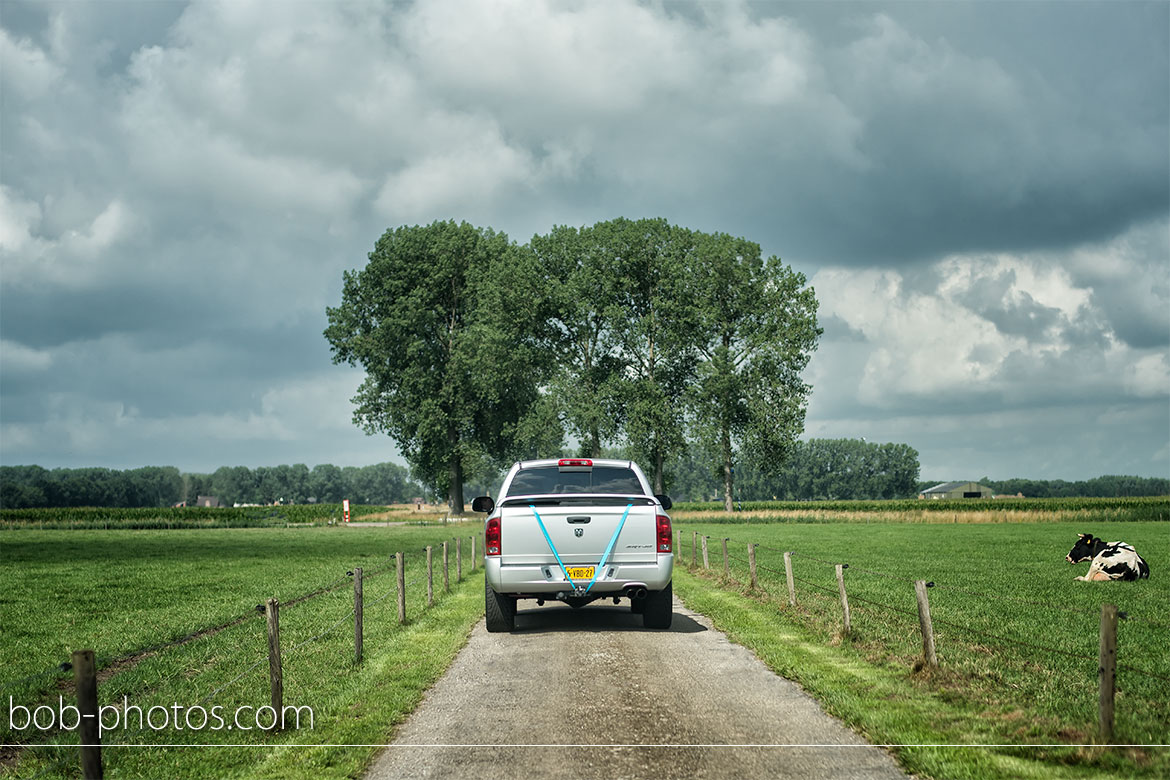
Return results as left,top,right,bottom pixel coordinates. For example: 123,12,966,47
642,581,673,629
485,581,516,632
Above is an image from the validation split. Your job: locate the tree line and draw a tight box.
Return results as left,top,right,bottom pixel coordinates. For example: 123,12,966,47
325,218,822,512
919,475,1170,499
669,438,921,501
0,463,422,509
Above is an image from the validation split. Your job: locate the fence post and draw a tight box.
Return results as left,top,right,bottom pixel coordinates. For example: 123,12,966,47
471,535,476,571
1099,603,1118,743
426,546,434,607
692,532,697,568
835,564,851,636
72,649,102,779
443,541,450,593
354,568,363,665
265,598,282,730
748,544,758,590
722,538,729,579
676,530,681,559
701,536,710,569
396,552,406,625
783,552,796,607
914,580,938,668
456,538,463,582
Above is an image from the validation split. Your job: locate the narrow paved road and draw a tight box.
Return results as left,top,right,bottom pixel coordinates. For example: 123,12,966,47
365,595,909,779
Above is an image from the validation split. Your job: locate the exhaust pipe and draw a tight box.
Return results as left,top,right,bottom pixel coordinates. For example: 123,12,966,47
625,585,648,600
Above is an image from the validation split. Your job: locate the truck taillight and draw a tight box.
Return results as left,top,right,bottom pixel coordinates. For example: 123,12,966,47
485,516,501,556
656,514,672,553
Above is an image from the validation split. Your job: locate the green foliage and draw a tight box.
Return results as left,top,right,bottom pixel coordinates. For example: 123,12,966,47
325,220,548,511
919,475,1170,499
0,463,421,509
667,438,921,501
685,231,821,508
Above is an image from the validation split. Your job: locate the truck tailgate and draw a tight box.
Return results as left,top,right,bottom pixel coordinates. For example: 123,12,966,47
498,501,658,565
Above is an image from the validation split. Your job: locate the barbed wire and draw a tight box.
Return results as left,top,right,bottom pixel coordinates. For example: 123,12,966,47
928,582,1100,616
195,654,268,706
0,663,73,696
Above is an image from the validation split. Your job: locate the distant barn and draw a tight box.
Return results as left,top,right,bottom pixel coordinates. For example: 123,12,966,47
196,495,221,508
918,481,992,500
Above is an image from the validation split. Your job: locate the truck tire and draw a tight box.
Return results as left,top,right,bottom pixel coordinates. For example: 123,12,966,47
642,581,673,629
485,581,516,632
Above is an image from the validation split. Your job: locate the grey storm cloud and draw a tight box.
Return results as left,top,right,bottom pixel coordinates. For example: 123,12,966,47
1,0,1166,479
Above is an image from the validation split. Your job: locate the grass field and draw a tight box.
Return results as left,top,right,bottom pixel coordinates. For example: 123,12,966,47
1,524,487,779
673,519,1169,779
3,508,1167,779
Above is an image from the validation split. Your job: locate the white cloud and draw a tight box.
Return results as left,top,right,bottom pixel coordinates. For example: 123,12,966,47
0,27,63,98
0,339,53,373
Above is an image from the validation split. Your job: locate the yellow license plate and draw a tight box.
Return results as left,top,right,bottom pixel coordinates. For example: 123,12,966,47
566,566,595,580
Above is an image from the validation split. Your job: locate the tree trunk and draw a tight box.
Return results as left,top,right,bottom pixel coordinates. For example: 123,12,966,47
722,425,734,513
654,447,665,494
447,424,464,514
590,427,601,458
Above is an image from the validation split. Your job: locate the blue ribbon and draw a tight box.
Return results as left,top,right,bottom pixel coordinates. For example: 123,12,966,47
530,505,576,587
530,503,635,594
584,503,633,594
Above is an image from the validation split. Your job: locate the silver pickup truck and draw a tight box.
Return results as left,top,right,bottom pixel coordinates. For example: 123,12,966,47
472,458,674,631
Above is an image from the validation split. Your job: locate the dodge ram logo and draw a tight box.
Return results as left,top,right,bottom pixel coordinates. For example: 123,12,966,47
574,528,584,537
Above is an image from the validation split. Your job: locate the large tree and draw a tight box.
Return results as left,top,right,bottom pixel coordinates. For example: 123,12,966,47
528,223,626,457
688,232,821,511
324,220,546,512
601,218,699,493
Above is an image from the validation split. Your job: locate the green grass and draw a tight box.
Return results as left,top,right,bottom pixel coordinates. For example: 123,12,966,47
0,503,393,530
1,524,488,779
674,520,1169,779
672,495,1170,522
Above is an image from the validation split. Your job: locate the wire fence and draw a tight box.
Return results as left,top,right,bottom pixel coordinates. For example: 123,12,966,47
684,532,1168,744
3,534,484,780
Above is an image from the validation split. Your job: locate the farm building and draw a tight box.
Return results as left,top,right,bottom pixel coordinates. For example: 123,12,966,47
919,482,993,500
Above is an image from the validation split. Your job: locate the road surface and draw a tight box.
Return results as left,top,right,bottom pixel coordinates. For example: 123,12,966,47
365,594,909,779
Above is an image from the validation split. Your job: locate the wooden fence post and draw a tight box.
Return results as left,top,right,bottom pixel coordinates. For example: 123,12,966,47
783,552,796,607
456,538,463,582
835,564,851,636
396,552,406,625
72,649,102,779
721,538,729,579
442,541,450,593
692,532,697,568
265,598,282,730
353,568,363,665
1099,603,1118,743
914,580,938,668
426,546,434,607
748,544,757,590
471,535,476,571
701,536,710,569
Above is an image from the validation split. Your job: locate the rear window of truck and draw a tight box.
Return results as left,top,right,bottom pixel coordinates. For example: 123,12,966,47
506,466,644,496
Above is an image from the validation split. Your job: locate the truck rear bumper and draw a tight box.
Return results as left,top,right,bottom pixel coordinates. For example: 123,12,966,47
486,555,673,596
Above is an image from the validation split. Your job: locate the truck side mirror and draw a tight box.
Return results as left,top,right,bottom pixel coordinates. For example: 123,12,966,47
654,494,672,511
472,496,495,513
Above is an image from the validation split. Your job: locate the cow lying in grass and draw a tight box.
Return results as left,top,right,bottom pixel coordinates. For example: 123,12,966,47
1066,534,1150,581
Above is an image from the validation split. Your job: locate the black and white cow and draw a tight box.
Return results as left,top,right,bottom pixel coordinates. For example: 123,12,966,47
1066,533,1150,581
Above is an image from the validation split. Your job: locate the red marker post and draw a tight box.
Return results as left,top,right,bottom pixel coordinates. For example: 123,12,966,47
343,499,350,523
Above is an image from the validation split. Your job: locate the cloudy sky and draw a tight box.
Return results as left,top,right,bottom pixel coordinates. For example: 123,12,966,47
1,0,1167,482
